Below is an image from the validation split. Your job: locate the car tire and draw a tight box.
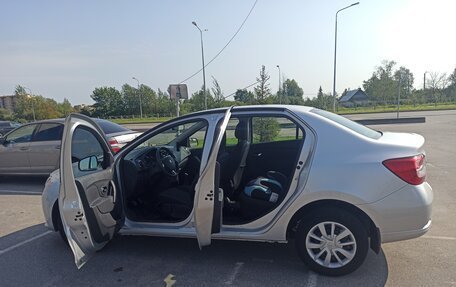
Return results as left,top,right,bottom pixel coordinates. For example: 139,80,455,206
295,208,369,276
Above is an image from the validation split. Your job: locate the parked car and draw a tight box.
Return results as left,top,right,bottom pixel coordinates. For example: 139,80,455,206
41,105,432,276
0,118,141,175
0,121,21,137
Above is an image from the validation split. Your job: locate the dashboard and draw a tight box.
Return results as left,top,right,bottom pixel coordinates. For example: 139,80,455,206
121,145,192,198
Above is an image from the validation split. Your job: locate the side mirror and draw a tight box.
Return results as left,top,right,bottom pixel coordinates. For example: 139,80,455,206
189,137,199,148
78,155,99,172
0,137,5,145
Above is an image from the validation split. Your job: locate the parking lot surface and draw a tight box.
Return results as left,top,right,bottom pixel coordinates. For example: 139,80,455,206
0,110,455,286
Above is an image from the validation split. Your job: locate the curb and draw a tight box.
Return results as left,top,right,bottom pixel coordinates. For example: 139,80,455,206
355,117,426,125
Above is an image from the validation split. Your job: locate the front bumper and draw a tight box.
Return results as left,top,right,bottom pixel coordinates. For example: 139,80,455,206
361,182,433,243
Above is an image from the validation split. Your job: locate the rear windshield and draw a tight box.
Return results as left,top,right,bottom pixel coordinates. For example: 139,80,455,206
95,119,131,135
311,109,382,140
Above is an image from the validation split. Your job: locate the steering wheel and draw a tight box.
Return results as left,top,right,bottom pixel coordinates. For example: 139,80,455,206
156,147,180,176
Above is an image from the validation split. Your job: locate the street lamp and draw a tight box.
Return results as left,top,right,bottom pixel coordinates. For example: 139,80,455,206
23,87,36,121
332,2,360,112
192,21,208,110
132,77,143,118
423,71,428,90
276,65,281,104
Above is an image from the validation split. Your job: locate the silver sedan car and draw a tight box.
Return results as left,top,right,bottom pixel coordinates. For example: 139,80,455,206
41,105,432,276
0,118,141,175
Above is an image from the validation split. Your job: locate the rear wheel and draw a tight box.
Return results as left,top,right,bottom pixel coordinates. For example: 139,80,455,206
295,208,368,276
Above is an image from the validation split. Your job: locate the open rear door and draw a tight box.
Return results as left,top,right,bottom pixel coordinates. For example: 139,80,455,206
58,114,122,268
194,108,232,248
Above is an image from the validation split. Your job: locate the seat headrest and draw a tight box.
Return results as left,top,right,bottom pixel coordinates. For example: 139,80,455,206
234,121,248,140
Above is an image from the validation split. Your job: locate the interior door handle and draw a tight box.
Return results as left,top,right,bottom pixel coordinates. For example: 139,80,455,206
100,186,108,196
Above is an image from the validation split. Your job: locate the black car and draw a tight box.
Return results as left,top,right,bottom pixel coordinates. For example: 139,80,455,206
0,121,21,137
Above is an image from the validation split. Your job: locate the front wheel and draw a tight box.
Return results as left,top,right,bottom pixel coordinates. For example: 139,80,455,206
295,208,369,276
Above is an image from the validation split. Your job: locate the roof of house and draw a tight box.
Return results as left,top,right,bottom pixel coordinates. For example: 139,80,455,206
339,89,368,102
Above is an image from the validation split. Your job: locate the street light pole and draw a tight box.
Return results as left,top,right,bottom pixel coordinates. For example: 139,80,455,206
397,72,402,119
423,71,428,90
192,21,207,110
132,77,143,118
23,87,36,121
332,2,360,113
276,65,281,104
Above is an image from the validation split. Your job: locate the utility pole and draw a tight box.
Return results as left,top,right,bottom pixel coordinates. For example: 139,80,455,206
332,2,360,112
192,21,207,110
276,65,281,104
397,72,402,119
132,77,143,118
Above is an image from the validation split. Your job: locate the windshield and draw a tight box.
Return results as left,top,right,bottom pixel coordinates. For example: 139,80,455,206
95,119,131,135
311,109,382,140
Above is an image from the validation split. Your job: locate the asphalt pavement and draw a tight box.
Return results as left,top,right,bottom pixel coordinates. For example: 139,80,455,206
0,109,455,286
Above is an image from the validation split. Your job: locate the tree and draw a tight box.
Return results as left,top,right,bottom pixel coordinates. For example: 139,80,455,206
363,60,398,105
427,72,449,105
211,76,224,106
252,117,280,142
254,65,271,104
394,66,414,98
138,84,158,116
234,89,254,104
121,84,140,116
447,68,456,102
187,89,215,112
90,87,123,117
58,98,74,117
0,108,13,120
279,79,304,105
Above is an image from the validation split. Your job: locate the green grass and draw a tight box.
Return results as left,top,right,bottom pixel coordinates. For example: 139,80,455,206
337,103,456,115
110,117,173,124
108,103,456,124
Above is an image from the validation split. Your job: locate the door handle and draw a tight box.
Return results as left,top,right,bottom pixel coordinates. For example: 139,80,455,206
100,186,108,196
20,147,29,151
55,145,61,149
253,152,262,157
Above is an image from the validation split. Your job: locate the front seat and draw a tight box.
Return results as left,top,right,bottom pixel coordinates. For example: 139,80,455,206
218,119,250,198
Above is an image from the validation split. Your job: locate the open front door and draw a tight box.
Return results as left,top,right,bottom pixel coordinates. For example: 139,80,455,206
58,114,121,269
194,108,232,248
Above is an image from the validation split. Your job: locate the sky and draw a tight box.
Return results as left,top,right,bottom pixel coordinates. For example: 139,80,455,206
1,0,455,105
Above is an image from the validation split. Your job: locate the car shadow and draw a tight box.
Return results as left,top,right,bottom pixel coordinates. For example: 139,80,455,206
0,224,389,286
0,175,47,194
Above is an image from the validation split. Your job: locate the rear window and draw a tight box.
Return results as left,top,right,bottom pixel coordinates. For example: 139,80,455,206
311,109,382,140
95,119,130,135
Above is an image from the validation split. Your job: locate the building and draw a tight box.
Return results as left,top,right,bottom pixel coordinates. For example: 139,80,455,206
0,95,17,112
338,88,369,108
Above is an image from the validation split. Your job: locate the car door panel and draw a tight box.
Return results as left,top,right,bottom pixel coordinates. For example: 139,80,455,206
0,124,37,174
59,114,120,269
28,123,63,174
194,108,231,248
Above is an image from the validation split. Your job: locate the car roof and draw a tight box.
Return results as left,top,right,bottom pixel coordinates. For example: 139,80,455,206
177,104,314,119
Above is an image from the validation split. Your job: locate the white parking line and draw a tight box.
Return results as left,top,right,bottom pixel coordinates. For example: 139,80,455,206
0,190,42,195
422,235,456,241
224,262,244,285
0,231,52,256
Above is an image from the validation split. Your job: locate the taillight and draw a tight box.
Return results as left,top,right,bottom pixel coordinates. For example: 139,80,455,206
383,154,426,185
108,138,121,153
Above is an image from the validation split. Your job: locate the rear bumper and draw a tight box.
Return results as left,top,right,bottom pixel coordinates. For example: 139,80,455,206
382,219,432,243
362,182,433,243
